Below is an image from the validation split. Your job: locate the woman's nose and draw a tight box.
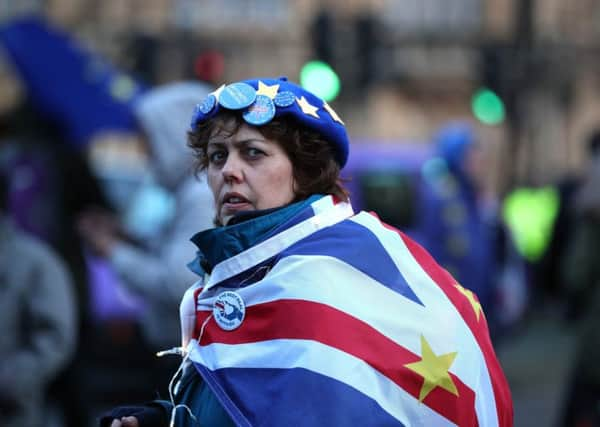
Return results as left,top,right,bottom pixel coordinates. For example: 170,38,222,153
222,154,243,183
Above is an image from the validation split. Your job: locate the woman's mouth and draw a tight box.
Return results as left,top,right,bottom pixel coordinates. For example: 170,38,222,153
222,193,252,213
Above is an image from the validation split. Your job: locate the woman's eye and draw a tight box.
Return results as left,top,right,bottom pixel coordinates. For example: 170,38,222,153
246,147,264,158
208,151,226,164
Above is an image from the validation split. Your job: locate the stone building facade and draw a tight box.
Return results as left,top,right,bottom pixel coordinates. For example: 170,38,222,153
1,0,600,189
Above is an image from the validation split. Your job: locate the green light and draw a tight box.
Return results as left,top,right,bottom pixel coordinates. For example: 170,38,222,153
502,187,560,262
300,60,340,102
472,88,505,125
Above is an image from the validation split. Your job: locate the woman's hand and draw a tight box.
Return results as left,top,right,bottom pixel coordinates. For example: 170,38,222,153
99,404,168,427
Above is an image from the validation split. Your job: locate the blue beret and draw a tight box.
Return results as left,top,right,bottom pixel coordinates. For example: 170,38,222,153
190,76,349,167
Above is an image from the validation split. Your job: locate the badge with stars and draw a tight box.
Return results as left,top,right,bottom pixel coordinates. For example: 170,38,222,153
274,91,296,107
243,94,276,125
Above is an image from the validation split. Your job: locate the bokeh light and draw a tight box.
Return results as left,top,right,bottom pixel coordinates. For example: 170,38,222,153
300,60,340,102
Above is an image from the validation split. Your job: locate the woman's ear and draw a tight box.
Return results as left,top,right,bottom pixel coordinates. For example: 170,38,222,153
291,177,301,201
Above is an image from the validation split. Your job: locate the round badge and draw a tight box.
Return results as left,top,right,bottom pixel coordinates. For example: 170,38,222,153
198,94,216,114
274,90,296,107
213,291,246,331
218,82,256,110
243,95,276,125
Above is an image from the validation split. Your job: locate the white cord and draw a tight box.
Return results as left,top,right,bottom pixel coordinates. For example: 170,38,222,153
169,404,198,427
197,313,214,345
164,313,214,427
156,347,185,357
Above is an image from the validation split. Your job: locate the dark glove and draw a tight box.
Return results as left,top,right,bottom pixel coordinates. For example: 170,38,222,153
99,403,169,427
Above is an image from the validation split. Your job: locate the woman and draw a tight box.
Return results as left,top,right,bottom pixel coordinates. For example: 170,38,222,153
104,77,513,427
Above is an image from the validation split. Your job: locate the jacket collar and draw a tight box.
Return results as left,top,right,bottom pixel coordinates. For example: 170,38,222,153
188,195,323,276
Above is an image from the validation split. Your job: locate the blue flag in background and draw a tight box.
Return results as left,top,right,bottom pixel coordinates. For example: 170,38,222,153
0,15,145,148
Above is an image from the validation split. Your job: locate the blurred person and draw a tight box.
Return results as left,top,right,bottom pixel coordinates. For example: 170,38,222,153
79,81,215,350
0,102,109,427
100,77,512,427
410,122,514,330
1,15,158,425
0,171,77,427
76,82,215,414
559,130,600,427
532,133,600,312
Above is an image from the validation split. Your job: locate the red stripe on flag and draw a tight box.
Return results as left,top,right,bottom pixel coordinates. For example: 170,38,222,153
376,219,513,426
195,299,478,426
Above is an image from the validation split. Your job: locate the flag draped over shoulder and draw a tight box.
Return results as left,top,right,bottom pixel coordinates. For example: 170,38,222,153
0,15,144,148
185,196,513,427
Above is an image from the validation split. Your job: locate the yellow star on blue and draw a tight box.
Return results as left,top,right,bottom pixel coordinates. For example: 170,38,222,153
296,96,320,118
256,80,279,99
323,102,344,124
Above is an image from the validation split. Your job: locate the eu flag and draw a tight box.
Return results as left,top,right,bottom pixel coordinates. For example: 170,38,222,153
0,15,145,148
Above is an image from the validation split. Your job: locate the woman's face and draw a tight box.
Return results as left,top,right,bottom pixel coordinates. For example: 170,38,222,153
207,123,296,225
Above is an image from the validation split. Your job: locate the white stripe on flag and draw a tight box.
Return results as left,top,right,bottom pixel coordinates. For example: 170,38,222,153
188,338,455,427
351,212,500,427
203,199,354,290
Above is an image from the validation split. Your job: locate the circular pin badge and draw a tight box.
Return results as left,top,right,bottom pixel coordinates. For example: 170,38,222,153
243,95,276,125
213,291,246,331
218,82,256,110
274,90,296,108
198,94,216,114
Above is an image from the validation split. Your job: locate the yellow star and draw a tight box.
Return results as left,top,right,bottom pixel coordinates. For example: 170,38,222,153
405,335,459,402
256,81,280,99
211,84,225,101
323,102,344,124
454,283,483,321
296,96,320,118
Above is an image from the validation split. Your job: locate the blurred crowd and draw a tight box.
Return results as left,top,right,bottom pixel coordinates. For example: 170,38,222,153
1,14,600,427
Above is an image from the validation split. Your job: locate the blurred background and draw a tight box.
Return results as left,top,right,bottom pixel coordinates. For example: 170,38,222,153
1,1,600,426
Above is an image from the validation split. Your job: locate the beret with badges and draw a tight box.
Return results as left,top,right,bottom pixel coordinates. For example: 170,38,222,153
190,76,349,167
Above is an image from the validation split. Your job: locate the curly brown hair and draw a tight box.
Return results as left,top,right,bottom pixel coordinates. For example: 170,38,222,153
188,111,349,202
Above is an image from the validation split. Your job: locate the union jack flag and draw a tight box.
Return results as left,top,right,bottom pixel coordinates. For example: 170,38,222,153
182,196,513,426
